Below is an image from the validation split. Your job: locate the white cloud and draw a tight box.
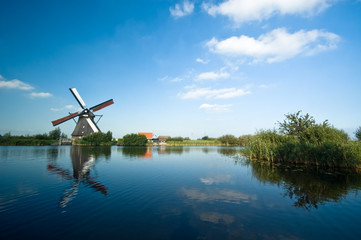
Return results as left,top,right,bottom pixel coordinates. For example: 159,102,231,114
207,28,340,63
200,104,232,113
171,77,184,82
196,58,209,64
170,1,194,18
29,92,52,98
178,87,250,99
195,72,230,81
204,0,335,24
50,105,79,112
196,71,230,81
157,76,169,82
0,75,34,90
158,75,184,82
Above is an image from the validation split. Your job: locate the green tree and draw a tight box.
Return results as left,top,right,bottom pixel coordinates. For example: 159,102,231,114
81,131,113,146
355,127,361,141
301,125,349,145
48,127,61,140
218,134,238,146
202,136,209,140
167,136,184,142
123,133,148,146
278,111,329,138
238,134,253,146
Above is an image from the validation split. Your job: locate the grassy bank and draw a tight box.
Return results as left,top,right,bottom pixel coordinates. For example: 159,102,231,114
165,139,222,146
242,112,361,170
0,129,64,146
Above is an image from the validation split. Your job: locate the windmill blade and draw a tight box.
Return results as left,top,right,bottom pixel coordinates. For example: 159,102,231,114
69,88,86,109
52,112,81,126
89,99,114,112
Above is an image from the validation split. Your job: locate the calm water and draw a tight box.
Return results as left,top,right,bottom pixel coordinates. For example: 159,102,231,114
1,146,361,240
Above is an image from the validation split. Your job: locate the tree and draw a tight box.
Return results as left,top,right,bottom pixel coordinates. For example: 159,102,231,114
355,127,361,141
167,136,184,142
238,134,253,146
81,131,113,146
123,133,148,146
202,136,209,140
278,111,328,138
48,127,61,140
218,135,238,146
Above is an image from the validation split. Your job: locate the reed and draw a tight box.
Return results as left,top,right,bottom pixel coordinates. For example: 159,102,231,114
246,130,361,170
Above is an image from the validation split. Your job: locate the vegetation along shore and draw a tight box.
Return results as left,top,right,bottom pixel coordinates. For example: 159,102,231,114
1,111,361,171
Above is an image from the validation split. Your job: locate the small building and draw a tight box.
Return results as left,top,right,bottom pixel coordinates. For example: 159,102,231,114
158,136,170,144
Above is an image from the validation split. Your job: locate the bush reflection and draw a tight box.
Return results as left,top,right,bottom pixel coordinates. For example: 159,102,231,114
236,158,361,210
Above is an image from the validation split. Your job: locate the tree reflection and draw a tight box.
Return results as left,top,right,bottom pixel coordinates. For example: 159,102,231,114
217,148,240,157
236,159,361,210
157,146,185,155
122,147,149,157
47,146,110,210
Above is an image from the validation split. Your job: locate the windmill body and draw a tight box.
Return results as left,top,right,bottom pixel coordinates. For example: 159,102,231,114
52,88,113,139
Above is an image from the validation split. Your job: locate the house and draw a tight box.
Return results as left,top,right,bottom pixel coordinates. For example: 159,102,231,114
158,136,170,144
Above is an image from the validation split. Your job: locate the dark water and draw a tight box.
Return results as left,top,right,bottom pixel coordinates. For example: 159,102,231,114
1,146,361,240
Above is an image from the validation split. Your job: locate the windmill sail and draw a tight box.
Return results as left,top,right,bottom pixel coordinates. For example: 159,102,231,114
89,99,114,112
51,88,114,139
52,112,80,126
70,88,86,109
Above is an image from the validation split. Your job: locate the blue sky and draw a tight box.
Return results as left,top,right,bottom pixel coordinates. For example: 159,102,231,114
1,0,360,139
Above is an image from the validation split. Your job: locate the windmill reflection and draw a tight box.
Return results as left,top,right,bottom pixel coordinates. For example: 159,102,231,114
47,146,110,209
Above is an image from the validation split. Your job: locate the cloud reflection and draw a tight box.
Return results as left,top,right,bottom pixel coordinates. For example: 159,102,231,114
199,211,235,224
182,188,257,204
200,174,233,185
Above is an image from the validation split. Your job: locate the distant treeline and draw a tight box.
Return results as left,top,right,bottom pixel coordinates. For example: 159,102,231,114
163,135,252,146
0,128,66,146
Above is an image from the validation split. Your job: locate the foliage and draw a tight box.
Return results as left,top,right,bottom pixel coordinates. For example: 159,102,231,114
48,127,61,140
238,134,253,146
278,110,328,138
0,128,67,146
165,139,221,146
123,133,148,146
166,136,184,142
202,136,209,140
117,138,124,145
300,125,349,145
81,131,113,146
244,112,361,170
355,127,361,141
218,134,239,146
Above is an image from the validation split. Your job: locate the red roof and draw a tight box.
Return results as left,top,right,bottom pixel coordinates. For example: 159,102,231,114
138,132,153,139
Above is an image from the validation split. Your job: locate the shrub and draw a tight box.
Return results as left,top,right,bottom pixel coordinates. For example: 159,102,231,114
355,127,361,141
301,125,349,145
123,133,148,146
218,134,239,146
81,131,113,146
167,136,184,142
238,134,253,146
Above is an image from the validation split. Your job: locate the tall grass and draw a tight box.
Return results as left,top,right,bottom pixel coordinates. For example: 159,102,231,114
246,129,361,170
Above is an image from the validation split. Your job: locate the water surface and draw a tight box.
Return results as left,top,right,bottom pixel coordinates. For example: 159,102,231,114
1,146,361,239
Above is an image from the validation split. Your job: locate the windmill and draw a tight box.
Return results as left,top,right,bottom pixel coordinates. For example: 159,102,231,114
52,88,114,139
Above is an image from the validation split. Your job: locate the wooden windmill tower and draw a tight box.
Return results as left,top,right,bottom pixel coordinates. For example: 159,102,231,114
51,88,114,139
